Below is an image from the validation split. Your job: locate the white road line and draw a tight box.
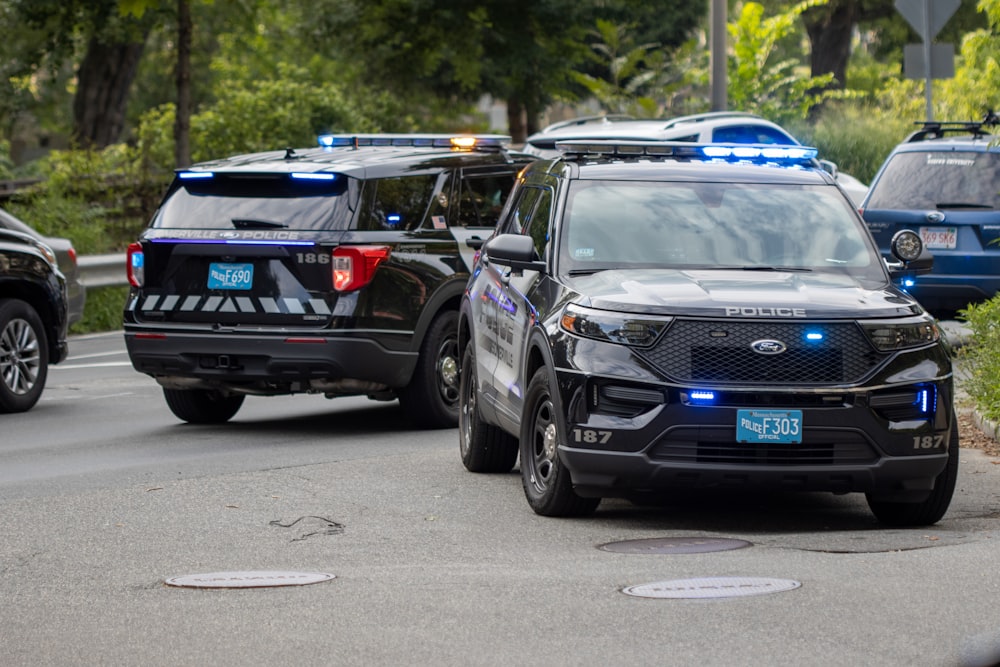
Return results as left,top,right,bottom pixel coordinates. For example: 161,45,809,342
52,361,135,370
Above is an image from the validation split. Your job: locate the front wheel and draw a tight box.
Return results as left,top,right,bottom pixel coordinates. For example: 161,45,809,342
866,419,960,527
520,367,600,517
163,388,245,424
0,298,49,413
399,310,460,429
459,344,518,473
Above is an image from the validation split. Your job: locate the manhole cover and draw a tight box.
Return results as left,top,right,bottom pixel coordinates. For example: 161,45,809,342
599,537,752,554
164,571,336,589
623,576,801,599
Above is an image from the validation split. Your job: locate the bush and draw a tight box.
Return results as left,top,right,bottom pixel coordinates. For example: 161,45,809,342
958,297,1000,421
70,286,129,335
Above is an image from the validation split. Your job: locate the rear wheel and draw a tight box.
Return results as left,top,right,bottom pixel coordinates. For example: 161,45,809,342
520,367,600,517
399,310,460,429
866,419,960,527
0,298,49,413
459,345,517,473
163,388,245,424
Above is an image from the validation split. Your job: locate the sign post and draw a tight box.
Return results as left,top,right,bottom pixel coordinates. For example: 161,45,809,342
894,0,959,121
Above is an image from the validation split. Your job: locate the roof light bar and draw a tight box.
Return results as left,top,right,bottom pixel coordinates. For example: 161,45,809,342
555,140,818,164
317,134,511,150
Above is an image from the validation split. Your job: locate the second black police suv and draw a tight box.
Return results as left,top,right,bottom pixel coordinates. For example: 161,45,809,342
459,140,957,527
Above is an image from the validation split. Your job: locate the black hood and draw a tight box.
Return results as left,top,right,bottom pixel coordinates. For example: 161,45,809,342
567,269,922,319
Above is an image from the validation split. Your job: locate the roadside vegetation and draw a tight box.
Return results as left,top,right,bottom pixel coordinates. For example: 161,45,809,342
3,0,1000,412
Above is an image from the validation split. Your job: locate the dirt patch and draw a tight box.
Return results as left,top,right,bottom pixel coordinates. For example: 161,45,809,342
958,410,1000,457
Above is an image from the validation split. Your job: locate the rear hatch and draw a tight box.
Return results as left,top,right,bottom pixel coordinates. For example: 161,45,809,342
862,148,1000,276
132,171,356,328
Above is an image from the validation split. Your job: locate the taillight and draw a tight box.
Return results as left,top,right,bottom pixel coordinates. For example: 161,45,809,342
332,245,391,292
127,242,144,287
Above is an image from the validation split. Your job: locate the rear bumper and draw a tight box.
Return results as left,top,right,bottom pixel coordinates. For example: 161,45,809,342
124,327,417,394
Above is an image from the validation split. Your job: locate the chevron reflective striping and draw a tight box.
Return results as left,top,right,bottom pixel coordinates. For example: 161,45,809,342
138,293,331,316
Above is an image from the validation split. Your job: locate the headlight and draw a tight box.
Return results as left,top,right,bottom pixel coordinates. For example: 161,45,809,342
33,240,57,267
559,304,671,347
861,319,940,351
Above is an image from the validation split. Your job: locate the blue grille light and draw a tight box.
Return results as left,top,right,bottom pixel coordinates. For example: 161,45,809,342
805,332,824,342
915,387,935,415
689,390,717,405
387,214,402,226
903,278,915,288
178,171,214,180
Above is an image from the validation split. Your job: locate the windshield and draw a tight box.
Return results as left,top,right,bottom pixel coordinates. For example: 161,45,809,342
153,174,355,230
559,180,881,279
866,150,1000,210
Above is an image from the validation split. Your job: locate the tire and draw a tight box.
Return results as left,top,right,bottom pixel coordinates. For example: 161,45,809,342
520,367,600,517
0,298,49,413
866,418,960,527
399,310,461,429
459,344,518,473
163,388,245,424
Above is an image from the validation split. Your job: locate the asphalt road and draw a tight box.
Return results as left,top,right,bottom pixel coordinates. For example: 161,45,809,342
2,331,1000,666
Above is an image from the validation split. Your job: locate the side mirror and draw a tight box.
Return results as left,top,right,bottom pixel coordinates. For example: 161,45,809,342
887,229,933,275
818,159,839,179
483,234,546,273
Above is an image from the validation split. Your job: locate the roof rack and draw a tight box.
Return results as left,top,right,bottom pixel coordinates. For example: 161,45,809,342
316,134,511,151
538,114,636,133
659,111,761,129
905,111,999,142
555,140,817,165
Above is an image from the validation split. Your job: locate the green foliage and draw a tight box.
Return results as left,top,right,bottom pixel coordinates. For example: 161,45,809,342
959,296,1000,421
572,20,664,115
727,0,854,124
69,286,129,334
802,103,911,183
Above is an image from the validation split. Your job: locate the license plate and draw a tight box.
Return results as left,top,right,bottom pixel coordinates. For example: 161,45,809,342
919,226,957,249
737,409,802,444
207,262,253,290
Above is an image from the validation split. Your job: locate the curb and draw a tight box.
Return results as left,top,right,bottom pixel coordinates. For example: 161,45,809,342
972,410,1000,443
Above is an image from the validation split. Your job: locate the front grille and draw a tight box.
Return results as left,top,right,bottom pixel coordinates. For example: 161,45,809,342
638,319,888,385
648,427,877,466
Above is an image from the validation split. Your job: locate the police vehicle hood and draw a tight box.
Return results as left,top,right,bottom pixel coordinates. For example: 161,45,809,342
567,269,920,319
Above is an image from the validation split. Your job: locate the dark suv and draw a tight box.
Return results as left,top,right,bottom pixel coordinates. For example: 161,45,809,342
460,140,957,526
861,116,1000,316
0,228,69,412
124,134,532,427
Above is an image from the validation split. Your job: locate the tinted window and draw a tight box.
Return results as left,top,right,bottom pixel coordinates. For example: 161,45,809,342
560,181,879,280
154,174,353,230
712,125,796,144
455,174,515,228
867,151,1000,210
359,175,437,231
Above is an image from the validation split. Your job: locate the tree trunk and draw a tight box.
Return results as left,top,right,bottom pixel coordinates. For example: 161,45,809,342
72,37,147,149
174,0,193,167
802,1,858,89
507,96,527,145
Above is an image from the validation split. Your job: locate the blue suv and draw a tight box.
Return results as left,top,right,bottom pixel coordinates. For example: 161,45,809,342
861,115,1000,317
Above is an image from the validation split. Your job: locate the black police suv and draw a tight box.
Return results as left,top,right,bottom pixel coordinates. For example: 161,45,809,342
0,227,69,412
124,134,533,427
459,140,956,526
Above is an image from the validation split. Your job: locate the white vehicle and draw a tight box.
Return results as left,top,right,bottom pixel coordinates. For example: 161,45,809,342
523,112,869,205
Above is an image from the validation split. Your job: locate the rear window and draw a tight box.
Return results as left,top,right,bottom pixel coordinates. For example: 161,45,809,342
866,150,1000,210
153,173,355,230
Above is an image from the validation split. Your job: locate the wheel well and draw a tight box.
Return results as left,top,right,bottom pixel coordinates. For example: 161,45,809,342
525,344,546,383
0,282,60,352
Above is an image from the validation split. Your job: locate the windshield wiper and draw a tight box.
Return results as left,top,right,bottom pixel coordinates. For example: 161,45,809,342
934,202,993,209
568,268,610,276
742,266,813,272
231,218,288,229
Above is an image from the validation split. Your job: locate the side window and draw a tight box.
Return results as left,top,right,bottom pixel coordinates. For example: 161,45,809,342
713,125,795,144
526,188,553,259
358,175,437,231
504,186,542,235
456,174,516,228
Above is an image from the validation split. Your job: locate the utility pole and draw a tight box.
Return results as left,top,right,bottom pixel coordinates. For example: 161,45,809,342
710,0,727,111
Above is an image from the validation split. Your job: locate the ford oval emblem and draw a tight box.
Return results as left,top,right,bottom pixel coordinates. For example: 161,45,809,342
751,339,787,355
925,210,946,223
218,231,240,239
